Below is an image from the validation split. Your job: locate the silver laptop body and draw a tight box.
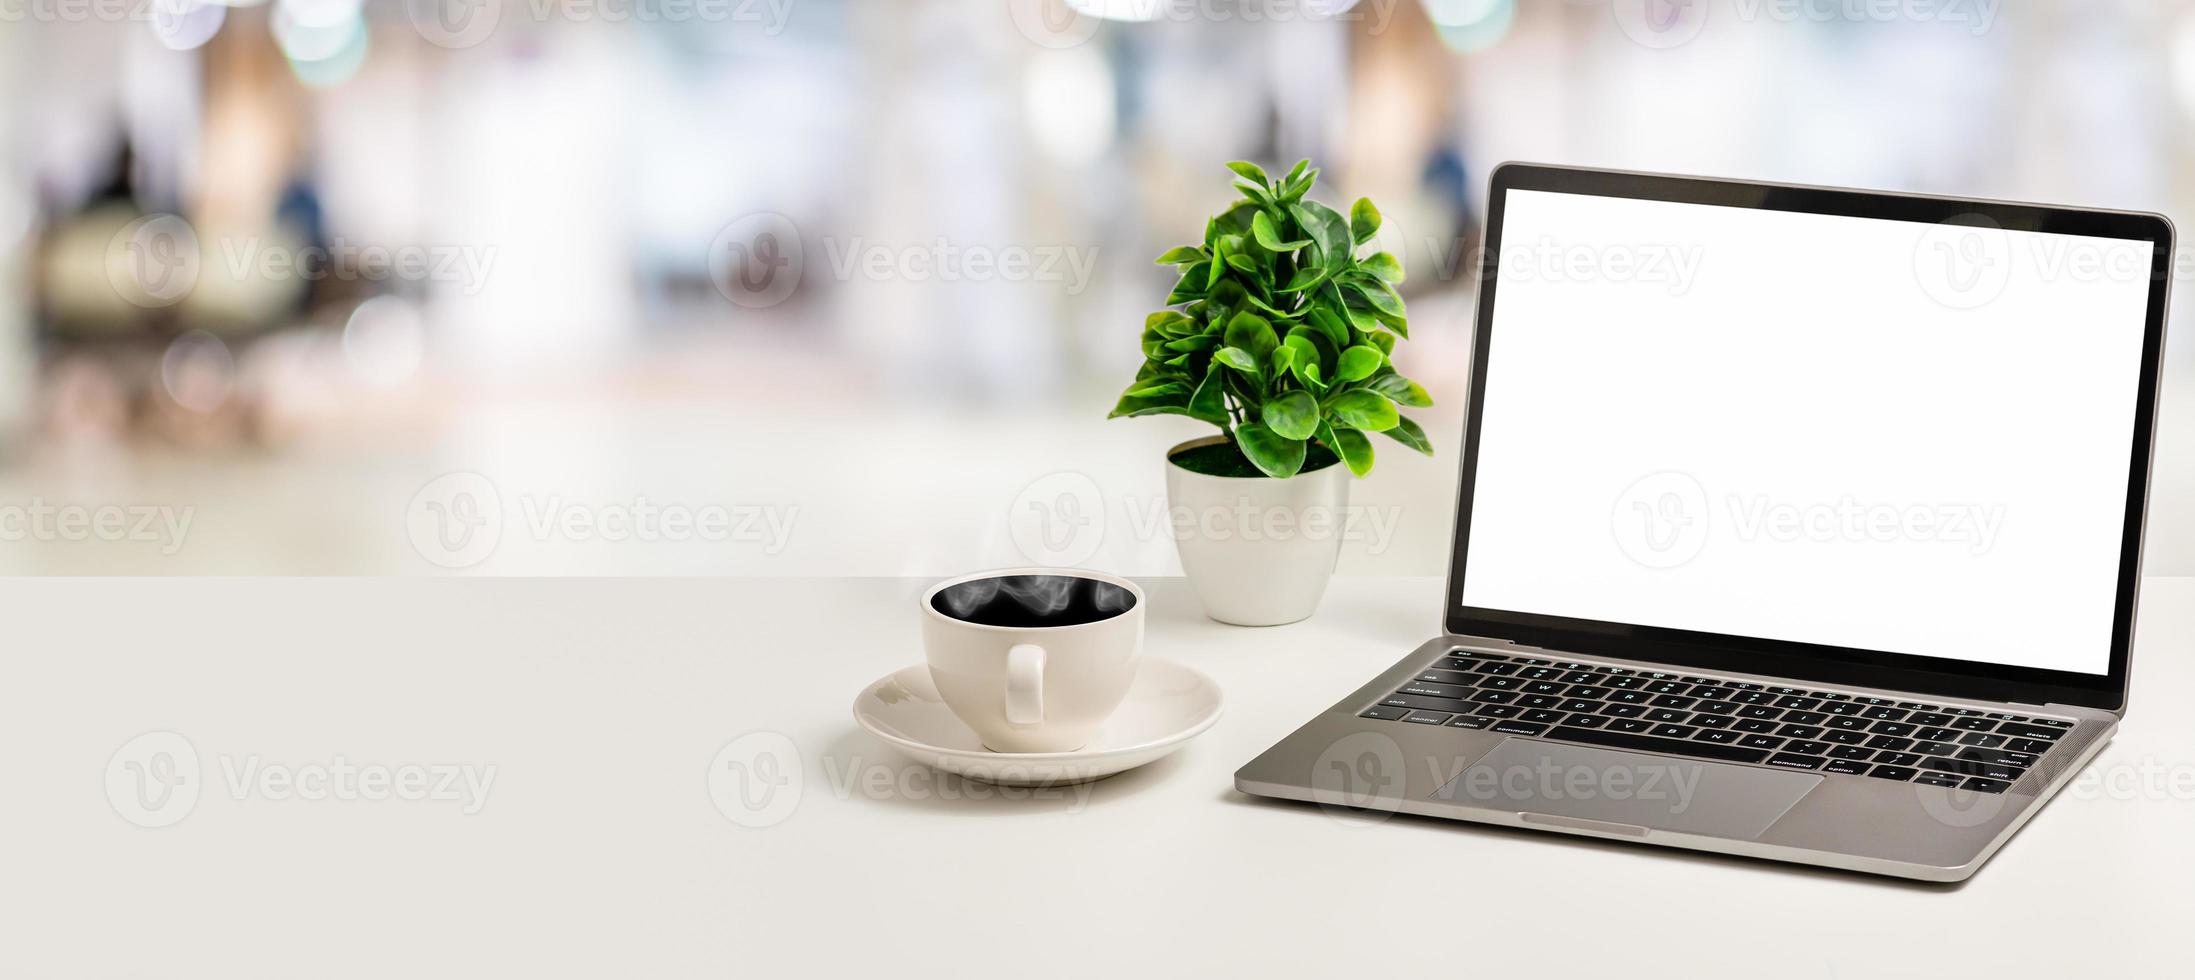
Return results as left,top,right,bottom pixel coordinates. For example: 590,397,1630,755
1236,164,2173,882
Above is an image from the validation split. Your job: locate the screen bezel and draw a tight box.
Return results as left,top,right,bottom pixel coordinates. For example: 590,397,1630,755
1443,163,2173,712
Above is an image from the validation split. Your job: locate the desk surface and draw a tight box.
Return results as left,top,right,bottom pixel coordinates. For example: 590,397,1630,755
6,576,2190,977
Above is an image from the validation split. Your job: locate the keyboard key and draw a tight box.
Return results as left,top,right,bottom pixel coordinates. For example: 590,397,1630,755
1871,722,1915,737
1737,734,1785,750
1908,712,1953,727
1783,740,1831,756
1694,728,1742,744
1778,725,1825,740
1729,691,1774,704
1520,709,1566,725
1521,681,1567,696
1435,658,1475,672
1608,690,1651,704
1774,696,1821,711
1736,705,1782,720
1866,736,1914,752
1958,732,2006,748
2005,738,2056,755
1463,651,1505,660
1650,695,1697,709
1996,723,2064,741
1557,699,1601,713
1828,745,1873,760
1383,694,1474,713
1822,758,1870,775
1868,765,1918,781
1822,702,1864,716
2030,717,2074,729
1688,686,1730,699
1962,777,2012,794
1601,703,1647,718
1518,667,1562,680
1915,741,1960,757
1822,729,1868,745
1951,717,1998,732
1401,711,1452,725
1873,751,1922,767
1959,747,2038,768
1479,676,1525,691
1649,724,1698,739
1607,718,1654,734
1914,727,1958,743
1558,671,1599,684
1644,709,1691,724
1474,691,1518,705
1767,753,1824,771
1923,757,2025,782
1548,725,1770,763
1361,705,1409,720
1401,682,1472,699
1732,718,1779,734
1692,715,1734,729
1490,720,1549,736
1645,681,1689,694
1477,704,1523,718
1603,676,1646,689
1474,661,1520,675
1783,711,1829,726
1565,714,1608,729
1826,716,1871,731
1517,695,1562,709
1567,686,1612,701
1913,774,1963,788
1694,701,1741,715
1861,707,1909,722
1768,686,1808,696
1446,715,1495,729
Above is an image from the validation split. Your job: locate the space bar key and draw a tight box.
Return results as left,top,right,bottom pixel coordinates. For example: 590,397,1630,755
1546,726,1771,764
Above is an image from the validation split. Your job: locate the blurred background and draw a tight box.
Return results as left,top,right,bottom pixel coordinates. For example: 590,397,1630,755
0,0,2186,575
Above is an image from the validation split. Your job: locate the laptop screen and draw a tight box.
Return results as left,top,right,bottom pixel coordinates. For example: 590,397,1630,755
1458,186,2156,677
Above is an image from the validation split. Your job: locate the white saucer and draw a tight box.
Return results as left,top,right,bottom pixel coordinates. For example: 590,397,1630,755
852,659,1222,786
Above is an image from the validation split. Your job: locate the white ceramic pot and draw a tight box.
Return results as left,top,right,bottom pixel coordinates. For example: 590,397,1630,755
1164,435,1350,627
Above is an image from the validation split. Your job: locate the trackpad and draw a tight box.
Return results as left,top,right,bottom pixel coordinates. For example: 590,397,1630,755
1431,738,1821,840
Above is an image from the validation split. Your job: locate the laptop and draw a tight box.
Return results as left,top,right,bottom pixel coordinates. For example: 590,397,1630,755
1236,163,2173,881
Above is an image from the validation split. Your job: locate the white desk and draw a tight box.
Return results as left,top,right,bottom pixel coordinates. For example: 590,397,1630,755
6,576,2190,976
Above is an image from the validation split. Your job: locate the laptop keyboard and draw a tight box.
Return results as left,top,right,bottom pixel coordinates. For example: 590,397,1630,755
1358,649,2075,795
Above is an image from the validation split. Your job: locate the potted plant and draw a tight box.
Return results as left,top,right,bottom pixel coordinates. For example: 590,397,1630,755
1110,160,1435,626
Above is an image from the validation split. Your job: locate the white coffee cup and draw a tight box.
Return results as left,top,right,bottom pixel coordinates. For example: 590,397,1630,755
920,568,1144,753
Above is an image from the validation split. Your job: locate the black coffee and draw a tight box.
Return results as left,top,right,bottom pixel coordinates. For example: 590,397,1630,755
930,574,1136,629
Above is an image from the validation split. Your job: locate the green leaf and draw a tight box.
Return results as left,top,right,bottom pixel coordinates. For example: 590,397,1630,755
1251,210,1312,252
1243,292,1303,320
1147,310,1195,337
1359,251,1404,283
1332,426,1374,477
1235,423,1307,479
1368,372,1432,407
1283,159,1310,186
1366,330,1397,355
1290,200,1354,273
1223,310,1278,361
1382,415,1434,456
1263,390,1319,440
1278,264,1331,294
1187,364,1229,424
1126,381,1189,399
1225,252,1259,275
1271,344,1296,376
1166,263,1210,304
1352,278,1405,318
1108,385,1191,419
1306,305,1351,347
1280,168,1318,203
1350,197,1382,245
1164,333,1217,352
1155,246,1205,266
1233,178,1275,206
1325,389,1399,431
1214,346,1261,376
1225,161,1270,185
1336,345,1384,382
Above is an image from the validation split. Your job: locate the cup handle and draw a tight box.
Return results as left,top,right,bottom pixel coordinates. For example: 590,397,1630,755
1005,643,1045,727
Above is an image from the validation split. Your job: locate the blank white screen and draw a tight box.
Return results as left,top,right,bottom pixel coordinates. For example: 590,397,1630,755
1459,189,2151,674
